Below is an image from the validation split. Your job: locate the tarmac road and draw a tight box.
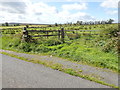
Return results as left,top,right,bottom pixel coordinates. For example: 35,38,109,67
2,54,110,88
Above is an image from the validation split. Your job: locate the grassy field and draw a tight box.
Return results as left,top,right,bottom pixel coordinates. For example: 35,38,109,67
1,23,119,72
0,25,25,29
0,24,47,29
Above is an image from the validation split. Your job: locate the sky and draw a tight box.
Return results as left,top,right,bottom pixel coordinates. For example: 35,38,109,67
0,0,119,24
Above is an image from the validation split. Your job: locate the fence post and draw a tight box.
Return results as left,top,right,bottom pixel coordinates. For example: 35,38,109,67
58,30,60,39
61,27,65,43
26,25,29,28
46,31,48,39
22,27,29,42
117,32,120,54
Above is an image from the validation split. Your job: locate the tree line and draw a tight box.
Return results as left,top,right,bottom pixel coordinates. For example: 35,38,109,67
1,22,20,26
54,19,114,26
1,19,114,27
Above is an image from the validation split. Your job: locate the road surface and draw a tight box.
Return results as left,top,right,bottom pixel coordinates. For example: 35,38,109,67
2,54,110,88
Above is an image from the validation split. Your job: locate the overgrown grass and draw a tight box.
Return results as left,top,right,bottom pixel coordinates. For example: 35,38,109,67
1,52,118,88
48,41,118,71
1,24,118,73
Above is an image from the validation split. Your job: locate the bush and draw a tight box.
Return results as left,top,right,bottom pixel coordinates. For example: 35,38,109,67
100,26,118,38
35,44,51,53
8,39,21,48
96,40,106,46
99,26,118,53
84,27,88,30
89,26,92,29
2,34,22,49
18,42,31,52
102,37,118,53
67,33,80,40
43,39,62,46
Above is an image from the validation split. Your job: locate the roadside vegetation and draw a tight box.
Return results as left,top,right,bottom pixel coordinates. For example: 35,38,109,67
0,23,119,73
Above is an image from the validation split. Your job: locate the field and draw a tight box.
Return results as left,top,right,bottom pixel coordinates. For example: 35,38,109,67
0,23,119,72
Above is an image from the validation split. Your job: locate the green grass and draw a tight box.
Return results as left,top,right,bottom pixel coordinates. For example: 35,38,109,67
48,40,118,71
1,23,117,35
0,25,25,29
0,24,47,29
1,23,118,73
1,31,118,73
1,51,119,89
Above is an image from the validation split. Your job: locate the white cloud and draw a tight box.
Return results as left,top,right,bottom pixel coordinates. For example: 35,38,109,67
0,1,58,23
106,10,118,15
0,0,108,2
26,2,57,15
62,3,87,11
0,0,95,24
100,0,118,16
0,2,27,14
100,0,119,8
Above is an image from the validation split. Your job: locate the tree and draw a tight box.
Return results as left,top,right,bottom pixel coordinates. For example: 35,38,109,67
101,21,106,24
5,22,9,26
107,19,114,24
76,21,83,25
48,25,52,27
2,24,5,26
98,21,101,24
59,24,62,26
76,21,80,25
16,24,20,26
79,21,83,25
69,22,72,26
55,23,58,26
73,23,76,26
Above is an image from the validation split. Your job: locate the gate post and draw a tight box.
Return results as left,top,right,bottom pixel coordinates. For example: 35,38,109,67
58,30,60,39
61,27,65,43
117,32,120,54
22,27,29,42
46,31,48,39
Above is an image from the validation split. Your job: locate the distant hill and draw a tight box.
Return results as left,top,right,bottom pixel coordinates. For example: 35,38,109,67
10,22,50,25
0,22,50,25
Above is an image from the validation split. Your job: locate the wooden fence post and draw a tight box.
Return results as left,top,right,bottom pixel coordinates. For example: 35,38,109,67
46,31,48,39
117,32,120,54
26,25,29,28
58,30,60,39
61,27,65,43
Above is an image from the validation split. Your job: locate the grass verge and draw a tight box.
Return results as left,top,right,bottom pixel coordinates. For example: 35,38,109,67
1,51,119,89
1,48,118,74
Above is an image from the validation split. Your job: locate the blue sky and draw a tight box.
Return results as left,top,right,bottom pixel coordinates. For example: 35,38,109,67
0,0,118,24
46,2,118,22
